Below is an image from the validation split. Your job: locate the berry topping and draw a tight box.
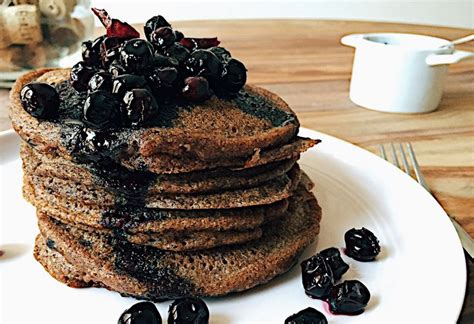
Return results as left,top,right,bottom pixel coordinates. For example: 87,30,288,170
285,307,328,324
70,62,97,92
326,280,371,315
118,301,162,324
174,30,185,41
344,227,381,262
88,71,113,92
109,61,127,77
100,37,126,67
180,37,220,51
119,39,155,73
147,67,179,97
219,58,247,93
122,89,159,126
144,15,171,41
20,82,60,119
301,254,334,299
168,297,209,324
163,43,190,63
112,74,148,98
184,49,222,79
209,47,231,62
319,247,349,280
182,77,211,102
83,90,121,129
150,27,176,48
153,54,179,68
92,8,140,39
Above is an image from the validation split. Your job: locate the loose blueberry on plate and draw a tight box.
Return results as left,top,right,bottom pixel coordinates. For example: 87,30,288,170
88,71,113,92
182,77,211,102
122,89,160,126
168,297,209,324
285,307,328,324
184,49,222,79
301,254,334,299
118,301,162,324
120,39,155,73
112,74,148,98
344,227,381,262
326,280,371,315
83,90,121,129
144,15,171,41
319,247,349,280
20,82,60,119
70,61,97,92
219,58,247,93
150,27,176,48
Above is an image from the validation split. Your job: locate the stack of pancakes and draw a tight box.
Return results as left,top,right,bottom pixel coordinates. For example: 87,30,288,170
11,69,322,300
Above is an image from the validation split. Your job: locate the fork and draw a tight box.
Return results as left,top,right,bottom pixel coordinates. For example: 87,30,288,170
379,143,474,259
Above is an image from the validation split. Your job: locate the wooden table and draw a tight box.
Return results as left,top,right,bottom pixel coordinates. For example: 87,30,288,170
0,20,472,321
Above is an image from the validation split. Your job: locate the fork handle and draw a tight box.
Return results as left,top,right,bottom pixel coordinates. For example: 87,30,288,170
449,217,474,259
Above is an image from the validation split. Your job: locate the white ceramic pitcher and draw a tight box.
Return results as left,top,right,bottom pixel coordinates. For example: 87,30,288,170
341,33,474,114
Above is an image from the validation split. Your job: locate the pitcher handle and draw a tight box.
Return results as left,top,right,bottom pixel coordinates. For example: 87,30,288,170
426,50,474,66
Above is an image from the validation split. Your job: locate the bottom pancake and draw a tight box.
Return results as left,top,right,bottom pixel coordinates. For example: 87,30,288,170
35,186,322,300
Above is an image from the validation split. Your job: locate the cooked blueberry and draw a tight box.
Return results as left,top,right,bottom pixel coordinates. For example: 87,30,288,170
153,54,179,68
81,35,105,66
327,280,371,315
20,82,59,119
150,27,176,48
120,39,155,73
83,90,121,129
144,15,171,41
88,71,113,92
163,43,190,63
109,61,127,77
285,307,327,324
174,30,184,41
70,61,97,92
209,47,231,62
122,89,159,126
147,67,179,97
219,58,247,93
182,77,210,102
319,247,349,280
168,297,209,324
184,49,222,79
112,74,148,98
301,254,334,299
118,301,162,324
344,227,381,262
100,36,125,67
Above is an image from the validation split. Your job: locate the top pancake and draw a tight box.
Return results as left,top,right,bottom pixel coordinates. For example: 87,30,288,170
10,69,304,172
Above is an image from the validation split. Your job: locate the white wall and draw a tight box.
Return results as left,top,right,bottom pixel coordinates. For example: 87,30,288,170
91,0,474,29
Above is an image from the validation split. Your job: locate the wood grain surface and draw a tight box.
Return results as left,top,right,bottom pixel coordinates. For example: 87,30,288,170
0,20,472,321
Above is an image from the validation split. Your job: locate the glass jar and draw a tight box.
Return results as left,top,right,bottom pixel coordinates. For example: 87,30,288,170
0,0,94,72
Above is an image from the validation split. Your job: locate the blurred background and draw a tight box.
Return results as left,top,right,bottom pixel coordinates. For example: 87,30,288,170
92,0,473,28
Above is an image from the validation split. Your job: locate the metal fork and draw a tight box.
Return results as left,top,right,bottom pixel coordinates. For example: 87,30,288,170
379,143,474,258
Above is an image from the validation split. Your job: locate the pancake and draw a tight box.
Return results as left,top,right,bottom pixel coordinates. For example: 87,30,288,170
24,164,301,210
35,186,322,300
10,69,316,172
21,142,297,194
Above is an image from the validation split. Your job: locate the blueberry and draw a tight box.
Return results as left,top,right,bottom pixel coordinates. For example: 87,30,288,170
184,49,222,79
81,35,105,66
70,61,97,92
120,39,155,73
153,54,179,68
20,82,59,119
208,47,231,62
182,77,211,102
301,254,334,299
122,89,159,126
109,61,127,77
344,227,381,262
144,15,171,42
83,90,121,129
112,74,148,98
163,43,190,63
118,301,162,324
100,36,125,68
219,58,247,93
174,30,184,41
319,247,349,280
285,307,328,324
150,27,176,48
327,280,371,315
168,297,209,324
147,67,179,92
88,71,113,92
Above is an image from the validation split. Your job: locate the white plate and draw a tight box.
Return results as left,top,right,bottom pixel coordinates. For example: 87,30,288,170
0,128,466,324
